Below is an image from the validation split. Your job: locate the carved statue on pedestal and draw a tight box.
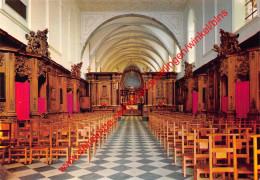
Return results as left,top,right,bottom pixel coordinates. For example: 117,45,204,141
71,62,83,78
213,29,241,57
184,62,194,77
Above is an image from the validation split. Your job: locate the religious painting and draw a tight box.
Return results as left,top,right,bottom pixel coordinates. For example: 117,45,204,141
124,71,141,89
121,67,144,90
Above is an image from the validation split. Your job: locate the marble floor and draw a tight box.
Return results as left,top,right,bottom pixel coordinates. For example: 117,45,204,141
2,116,194,180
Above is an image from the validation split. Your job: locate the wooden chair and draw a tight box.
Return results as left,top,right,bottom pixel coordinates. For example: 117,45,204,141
193,128,217,180
49,121,70,164
98,115,106,148
181,123,206,177
157,117,166,147
182,126,194,177
166,119,175,157
71,122,91,164
208,134,238,180
89,118,98,156
30,120,51,164
0,120,12,164
9,120,32,164
173,122,183,165
226,127,254,179
251,134,260,180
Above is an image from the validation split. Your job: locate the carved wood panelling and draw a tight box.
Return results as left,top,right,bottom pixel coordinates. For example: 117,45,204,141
99,81,110,105
220,58,228,77
235,54,249,81
67,79,73,90
154,80,165,104
15,56,32,80
37,60,47,78
184,62,194,77
0,52,4,66
0,102,5,113
10,100,15,112
213,29,241,57
25,29,51,58
71,62,83,78
193,76,198,90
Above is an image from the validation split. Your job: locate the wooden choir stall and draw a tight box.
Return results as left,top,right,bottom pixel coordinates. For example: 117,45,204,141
0,28,118,166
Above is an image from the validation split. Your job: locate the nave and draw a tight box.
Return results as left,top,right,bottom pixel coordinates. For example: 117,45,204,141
0,1,259,179
2,116,193,180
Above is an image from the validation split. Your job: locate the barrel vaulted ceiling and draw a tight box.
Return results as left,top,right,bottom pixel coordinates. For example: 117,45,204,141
76,0,187,12
78,0,187,73
81,14,182,73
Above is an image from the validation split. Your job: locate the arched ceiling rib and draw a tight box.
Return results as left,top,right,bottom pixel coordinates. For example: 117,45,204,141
91,26,171,61
82,15,180,73
101,53,160,72
98,47,164,70
94,37,169,65
90,23,174,56
107,59,156,72
96,42,165,63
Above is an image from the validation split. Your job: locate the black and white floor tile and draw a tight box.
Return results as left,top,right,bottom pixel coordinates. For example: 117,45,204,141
2,116,194,180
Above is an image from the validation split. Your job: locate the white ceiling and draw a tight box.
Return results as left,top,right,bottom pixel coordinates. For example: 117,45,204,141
82,15,180,72
76,0,187,12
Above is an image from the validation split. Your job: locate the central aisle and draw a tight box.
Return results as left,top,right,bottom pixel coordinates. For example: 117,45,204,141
82,116,193,180
4,116,193,180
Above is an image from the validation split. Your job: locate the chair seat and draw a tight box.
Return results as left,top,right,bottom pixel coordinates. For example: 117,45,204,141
31,146,49,150
167,141,174,145
174,146,182,150
183,152,194,159
50,146,69,150
0,146,8,149
195,164,209,171
71,146,87,150
237,164,253,173
10,146,27,150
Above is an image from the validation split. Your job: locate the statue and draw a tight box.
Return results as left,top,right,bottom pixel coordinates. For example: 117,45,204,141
213,29,241,57
71,62,83,78
25,29,51,58
184,61,194,77
213,44,223,57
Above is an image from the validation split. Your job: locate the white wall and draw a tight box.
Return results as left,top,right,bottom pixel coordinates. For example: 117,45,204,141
0,0,81,71
0,0,29,43
179,0,260,79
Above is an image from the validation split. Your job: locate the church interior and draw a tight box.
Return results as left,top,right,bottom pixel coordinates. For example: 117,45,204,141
0,0,260,179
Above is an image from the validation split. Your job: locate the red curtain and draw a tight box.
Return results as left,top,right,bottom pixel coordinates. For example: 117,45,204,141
221,97,228,113
186,100,189,111
67,94,73,115
15,82,30,120
235,81,249,118
192,92,198,114
38,98,46,115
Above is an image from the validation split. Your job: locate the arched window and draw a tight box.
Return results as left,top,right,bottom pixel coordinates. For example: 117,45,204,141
173,44,181,73
233,0,258,31
187,8,195,63
245,0,258,21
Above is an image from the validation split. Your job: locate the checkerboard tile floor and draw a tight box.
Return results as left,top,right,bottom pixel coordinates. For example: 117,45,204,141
3,116,194,180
